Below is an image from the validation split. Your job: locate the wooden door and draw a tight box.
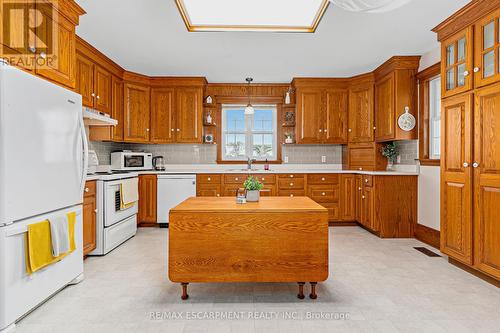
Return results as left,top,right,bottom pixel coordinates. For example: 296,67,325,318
324,88,348,144
474,9,500,88
75,54,94,107
82,181,96,256
35,5,76,88
355,175,362,222
340,174,356,221
375,73,395,141
175,87,203,143
349,83,374,143
123,82,150,143
0,0,34,71
138,175,157,224
473,84,500,279
441,27,473,98
440,93,473,265
94,65,111,114
111,76,124,141
151,87,175,143
296,88,323,144
361,186,374,230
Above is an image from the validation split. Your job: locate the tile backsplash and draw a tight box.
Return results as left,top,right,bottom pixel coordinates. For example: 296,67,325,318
89,140,416,166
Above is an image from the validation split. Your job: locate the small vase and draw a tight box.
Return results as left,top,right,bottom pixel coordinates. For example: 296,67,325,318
246,190,260,202
285,92,291,105
386,158,395,171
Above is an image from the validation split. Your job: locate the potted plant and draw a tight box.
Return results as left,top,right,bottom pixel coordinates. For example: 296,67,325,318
381,142,398,171
243,176,264,202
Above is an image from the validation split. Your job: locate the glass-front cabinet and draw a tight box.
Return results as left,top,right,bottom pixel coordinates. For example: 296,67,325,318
474,8,500,88
441,27,473,98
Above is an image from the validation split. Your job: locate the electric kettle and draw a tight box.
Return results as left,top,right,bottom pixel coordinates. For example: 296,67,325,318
152,156,166,171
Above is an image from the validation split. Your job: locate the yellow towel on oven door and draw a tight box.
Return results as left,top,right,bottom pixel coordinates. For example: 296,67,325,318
25,212,76,274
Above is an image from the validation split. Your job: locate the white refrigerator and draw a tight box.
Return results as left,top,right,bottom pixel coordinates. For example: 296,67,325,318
0,63,87,332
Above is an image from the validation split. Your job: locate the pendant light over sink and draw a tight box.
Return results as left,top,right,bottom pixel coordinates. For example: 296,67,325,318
244,77,255,115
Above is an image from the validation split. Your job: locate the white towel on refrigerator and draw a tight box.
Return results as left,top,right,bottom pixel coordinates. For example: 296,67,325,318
49,215,70,257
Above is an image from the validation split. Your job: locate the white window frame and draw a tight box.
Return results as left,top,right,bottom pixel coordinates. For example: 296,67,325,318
221,104,278,161
429,76,441,160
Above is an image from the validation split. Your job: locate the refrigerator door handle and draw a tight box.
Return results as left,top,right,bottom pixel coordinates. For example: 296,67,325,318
79,113,89,197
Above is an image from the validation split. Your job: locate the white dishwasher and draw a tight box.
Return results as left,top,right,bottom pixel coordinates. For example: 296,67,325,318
157,174,196,226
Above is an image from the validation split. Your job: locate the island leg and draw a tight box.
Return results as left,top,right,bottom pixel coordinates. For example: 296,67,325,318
309,282,317,299
181,283,189,300
297,282,305,299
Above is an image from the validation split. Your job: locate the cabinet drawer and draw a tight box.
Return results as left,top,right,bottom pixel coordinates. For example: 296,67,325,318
84,181,96,197
197,184,221,197
251,174,276,185
278,178,305,190
362,175,373,187
278,174,305,179
278,190,306,197
222,185,243,196
260,185,276,196
322,203,339,221
197,174,221,184
307,174,339,185
224,174,246,184
308,185,339,203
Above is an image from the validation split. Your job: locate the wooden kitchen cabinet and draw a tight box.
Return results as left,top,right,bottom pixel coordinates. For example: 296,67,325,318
196,174,221,197
175,87,203,143
138,175,157,224
474,8,500,88
82,180,96,257
111,76,124,141
374,57,420,142
440,93,473,265
360,185,374,231
348,81,374,143
151,87,175,143
473,83,500,279
75,53,111,113
346,142,387,171
124,82,151,143
94,65,112,114
355,175,363,222
294,79,349,144
340,174,356,221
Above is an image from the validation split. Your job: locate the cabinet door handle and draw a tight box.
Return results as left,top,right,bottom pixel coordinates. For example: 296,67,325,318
359,168,363,171
324,129,327,133
463,70,470,77
362,195,365,199
474,67,480,73
146,128,150,132
216,194,220,197
261,178,265,181
207,177,211,181
91,93,96,97
365,179,368,183
171,128,175,132
319,129,323,132
321,192,326,196
473,162,479,168
321,177,325,181
177,129,180,132
348,128,352,132
96,95,100,100
94,209,98,213
290,183,294,186
235,177,239,181
290,194,294,197
463,162,469,168
290,175,294,178
84,187,89,193
358,187,362,191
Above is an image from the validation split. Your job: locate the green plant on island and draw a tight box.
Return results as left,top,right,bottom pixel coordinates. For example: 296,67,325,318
243,176,264,191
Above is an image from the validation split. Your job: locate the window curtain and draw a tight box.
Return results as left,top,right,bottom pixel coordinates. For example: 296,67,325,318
329,0,412,13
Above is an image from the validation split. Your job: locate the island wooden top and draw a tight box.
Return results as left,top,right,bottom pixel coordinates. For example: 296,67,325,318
170,196,328,214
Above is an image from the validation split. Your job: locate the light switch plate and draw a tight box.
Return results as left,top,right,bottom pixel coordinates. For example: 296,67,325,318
321,156,326,163
284,156,289,163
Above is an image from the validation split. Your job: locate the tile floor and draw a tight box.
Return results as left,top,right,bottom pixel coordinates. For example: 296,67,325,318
16,227,500,333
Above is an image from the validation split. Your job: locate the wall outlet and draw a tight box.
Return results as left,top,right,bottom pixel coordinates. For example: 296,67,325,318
321,155,326,163
397,155,401,164
284,156,289,164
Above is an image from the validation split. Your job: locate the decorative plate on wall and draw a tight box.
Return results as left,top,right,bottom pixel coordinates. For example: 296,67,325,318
398,107,416,131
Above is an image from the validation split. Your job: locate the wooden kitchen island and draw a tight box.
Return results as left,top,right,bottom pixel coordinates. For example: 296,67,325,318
168,197,329,300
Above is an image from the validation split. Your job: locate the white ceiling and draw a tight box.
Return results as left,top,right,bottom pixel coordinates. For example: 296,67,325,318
75,0,470,83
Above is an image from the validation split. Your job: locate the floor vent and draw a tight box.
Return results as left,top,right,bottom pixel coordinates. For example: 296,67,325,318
414,247,441,257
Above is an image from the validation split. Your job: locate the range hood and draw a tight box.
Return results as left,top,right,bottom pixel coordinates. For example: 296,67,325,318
82,107,118,126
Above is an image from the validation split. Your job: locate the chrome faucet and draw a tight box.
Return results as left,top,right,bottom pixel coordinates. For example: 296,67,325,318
247,156,256,170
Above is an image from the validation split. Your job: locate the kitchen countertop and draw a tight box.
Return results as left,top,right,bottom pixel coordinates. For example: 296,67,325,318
86,164,418,181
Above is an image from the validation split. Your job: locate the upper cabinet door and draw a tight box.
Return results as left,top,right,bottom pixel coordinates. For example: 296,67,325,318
34,5,76,88
474,8,500,89
348,83,374,143
296,88,323,144
442,27,473,98
473,83,500,279
75,54,94,107
440,93,473,265
324,89,348,144
375,73,395,141
94,65,112,114
175,87,203,143
151,87,175,143
123,83,151,143
111,76,124,141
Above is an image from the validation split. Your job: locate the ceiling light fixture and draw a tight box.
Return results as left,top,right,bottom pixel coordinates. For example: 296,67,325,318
175,0,329,33
329,0,411,13
244,78,254,115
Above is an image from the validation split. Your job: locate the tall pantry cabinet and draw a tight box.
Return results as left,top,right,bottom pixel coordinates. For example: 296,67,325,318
434,0,500,281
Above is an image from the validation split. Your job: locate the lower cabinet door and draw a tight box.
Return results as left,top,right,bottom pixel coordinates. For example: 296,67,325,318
340,174,356,221
82,182,96,256
355,175,363,222
138,175,157,223
361,187,374,231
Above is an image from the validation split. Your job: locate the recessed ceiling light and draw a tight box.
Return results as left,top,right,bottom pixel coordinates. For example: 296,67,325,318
175,0,330,33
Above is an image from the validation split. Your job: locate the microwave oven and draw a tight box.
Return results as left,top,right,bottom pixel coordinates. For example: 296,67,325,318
111,152,153,171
